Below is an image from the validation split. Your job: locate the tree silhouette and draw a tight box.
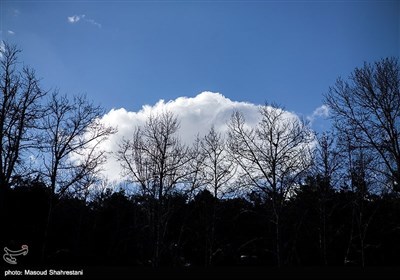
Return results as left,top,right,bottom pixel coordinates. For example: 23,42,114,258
37,91,116,261
117,111,192,267
227,105,314,266
0,43,46,248
0,43,45,189
311,131,343,264
325,57,400,193
198,126,236,265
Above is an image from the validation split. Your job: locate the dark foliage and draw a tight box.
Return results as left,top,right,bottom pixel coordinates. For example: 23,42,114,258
2,181,400,268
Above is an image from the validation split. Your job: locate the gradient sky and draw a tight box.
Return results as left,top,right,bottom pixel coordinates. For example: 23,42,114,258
1,0,399,123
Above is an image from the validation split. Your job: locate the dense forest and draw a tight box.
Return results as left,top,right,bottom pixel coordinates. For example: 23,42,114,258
1,42,400,276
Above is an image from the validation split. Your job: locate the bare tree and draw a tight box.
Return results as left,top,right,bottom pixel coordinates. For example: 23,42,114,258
117,110,191,267
183,136,206,200
39,91,116,259
325,57,400,192
314,131,343,189
311,131,343,265
227,105,314,267
200,126,235,199
0,43,45,189
338,131,378,267
0,42,46,237
199,126,236,265
39,92,115,196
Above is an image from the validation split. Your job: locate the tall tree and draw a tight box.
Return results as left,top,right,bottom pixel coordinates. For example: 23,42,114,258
325,57,400,192
0,42,45,189
39,91,115,260
39,92,115,196
310,131,343,265
227,105,314,267
200,126,235,199
199,126,235,265
117,110,191,267
0,43,46,245
339,131,377,267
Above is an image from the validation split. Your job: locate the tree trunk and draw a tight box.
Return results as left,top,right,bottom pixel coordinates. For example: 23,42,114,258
208,195,217,266
275,213,281,267
41,195,54,263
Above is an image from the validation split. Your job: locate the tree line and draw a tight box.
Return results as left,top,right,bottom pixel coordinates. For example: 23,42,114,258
1,42,399,268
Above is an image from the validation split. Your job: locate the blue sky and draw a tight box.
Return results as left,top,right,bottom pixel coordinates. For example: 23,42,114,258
1,0,399,122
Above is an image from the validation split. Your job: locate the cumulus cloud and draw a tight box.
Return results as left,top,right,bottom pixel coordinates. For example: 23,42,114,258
97,92,261,181
93,91,311,183
307,104,329,124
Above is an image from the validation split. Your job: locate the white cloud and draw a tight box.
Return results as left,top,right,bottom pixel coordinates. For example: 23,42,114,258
67,14,101,28
92,91,311,184
7,30,15,35
68,14,84,23
97,92,262,181
307,104,329,123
